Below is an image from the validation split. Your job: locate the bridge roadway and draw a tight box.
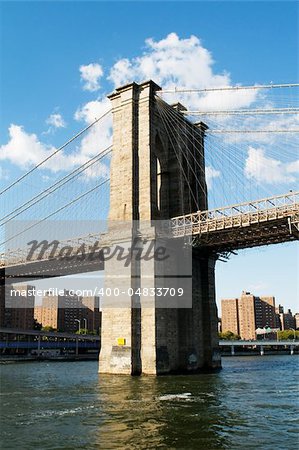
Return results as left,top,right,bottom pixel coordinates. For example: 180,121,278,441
171,191,299,251
0,191,298,280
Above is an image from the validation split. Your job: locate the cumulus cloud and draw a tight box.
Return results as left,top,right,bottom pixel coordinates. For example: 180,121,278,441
109,32,258,111
46,113,66,129
245,147,299,184
206,166,221,189
0,124,55,169
0,123,110,175
1,32,296,193
79,63,103,92
74,97,112,159
0,34,259,176
222,112,299,145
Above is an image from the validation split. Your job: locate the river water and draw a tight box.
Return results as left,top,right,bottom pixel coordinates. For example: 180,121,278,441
1,355,298,450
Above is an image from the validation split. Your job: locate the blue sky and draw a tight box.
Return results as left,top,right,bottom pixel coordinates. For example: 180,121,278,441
0,1,298,313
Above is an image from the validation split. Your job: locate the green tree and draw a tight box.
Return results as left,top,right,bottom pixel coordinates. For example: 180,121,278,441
219,330,241,340
41,325,57,332
277,329,299,340
76,328,88,335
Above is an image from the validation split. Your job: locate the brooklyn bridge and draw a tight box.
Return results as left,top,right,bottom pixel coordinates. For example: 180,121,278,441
0,80,298,375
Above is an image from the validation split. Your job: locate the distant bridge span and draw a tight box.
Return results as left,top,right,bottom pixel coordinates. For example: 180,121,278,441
1,191,298,280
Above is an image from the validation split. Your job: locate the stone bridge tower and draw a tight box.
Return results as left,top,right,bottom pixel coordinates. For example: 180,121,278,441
99,80,220,375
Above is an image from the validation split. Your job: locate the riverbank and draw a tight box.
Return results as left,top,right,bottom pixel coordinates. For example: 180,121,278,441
1,348,297,363
0,354,99,363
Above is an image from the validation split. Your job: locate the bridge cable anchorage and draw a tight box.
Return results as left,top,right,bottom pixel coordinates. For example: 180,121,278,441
157,99,235,210
0,178,109,247
157,101,200,212
0,146,112,226
158,98,215,181
0,109,112,197
159,99,243,212
157,99,245,207
157,100,208,190
157,98,206,162
158,99,243,208
157,100,204,212
158,83,299,94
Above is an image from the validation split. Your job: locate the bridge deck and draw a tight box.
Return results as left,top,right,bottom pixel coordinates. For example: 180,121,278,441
1,192,298,274
171,191,299,251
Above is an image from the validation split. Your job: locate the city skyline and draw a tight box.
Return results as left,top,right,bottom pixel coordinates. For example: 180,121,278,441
4,281,298,335
221,290,296,340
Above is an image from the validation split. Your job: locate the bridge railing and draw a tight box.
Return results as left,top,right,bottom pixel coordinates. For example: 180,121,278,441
0,232,102,268
1,192,298,267
171,191,299,236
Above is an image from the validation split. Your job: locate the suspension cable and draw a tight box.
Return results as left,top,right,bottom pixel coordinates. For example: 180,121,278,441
0,109,112,197
0,179,109,247
159,83,299,94
0,146,112,226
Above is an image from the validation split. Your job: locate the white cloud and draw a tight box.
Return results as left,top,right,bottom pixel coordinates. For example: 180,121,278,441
0,124,54,169
74,97,112,159
1,32,296,193
222,112,299,145
206,166,221,189
79,63,103,92
46,113,66,129
0,34,261,176
109,32,258,111
0,123,110,175
245,146,299,184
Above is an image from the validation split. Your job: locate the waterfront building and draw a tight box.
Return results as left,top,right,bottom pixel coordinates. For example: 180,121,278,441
275,305,296,330
294,313,299,330
259,296,277,328
4,284,35,330
221,298,239,336
221,291,277,340
34,290,101,333
281,308,295,330
81,296,101,333
238,292,257,340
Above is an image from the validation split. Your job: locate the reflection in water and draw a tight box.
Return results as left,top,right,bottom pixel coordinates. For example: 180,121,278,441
93,374,231,449
1,356,298,450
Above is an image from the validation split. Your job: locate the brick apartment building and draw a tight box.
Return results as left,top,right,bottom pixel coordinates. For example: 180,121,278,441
34,290,101,333
3,284,35,330
221,291,277,340
276,305,296,331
